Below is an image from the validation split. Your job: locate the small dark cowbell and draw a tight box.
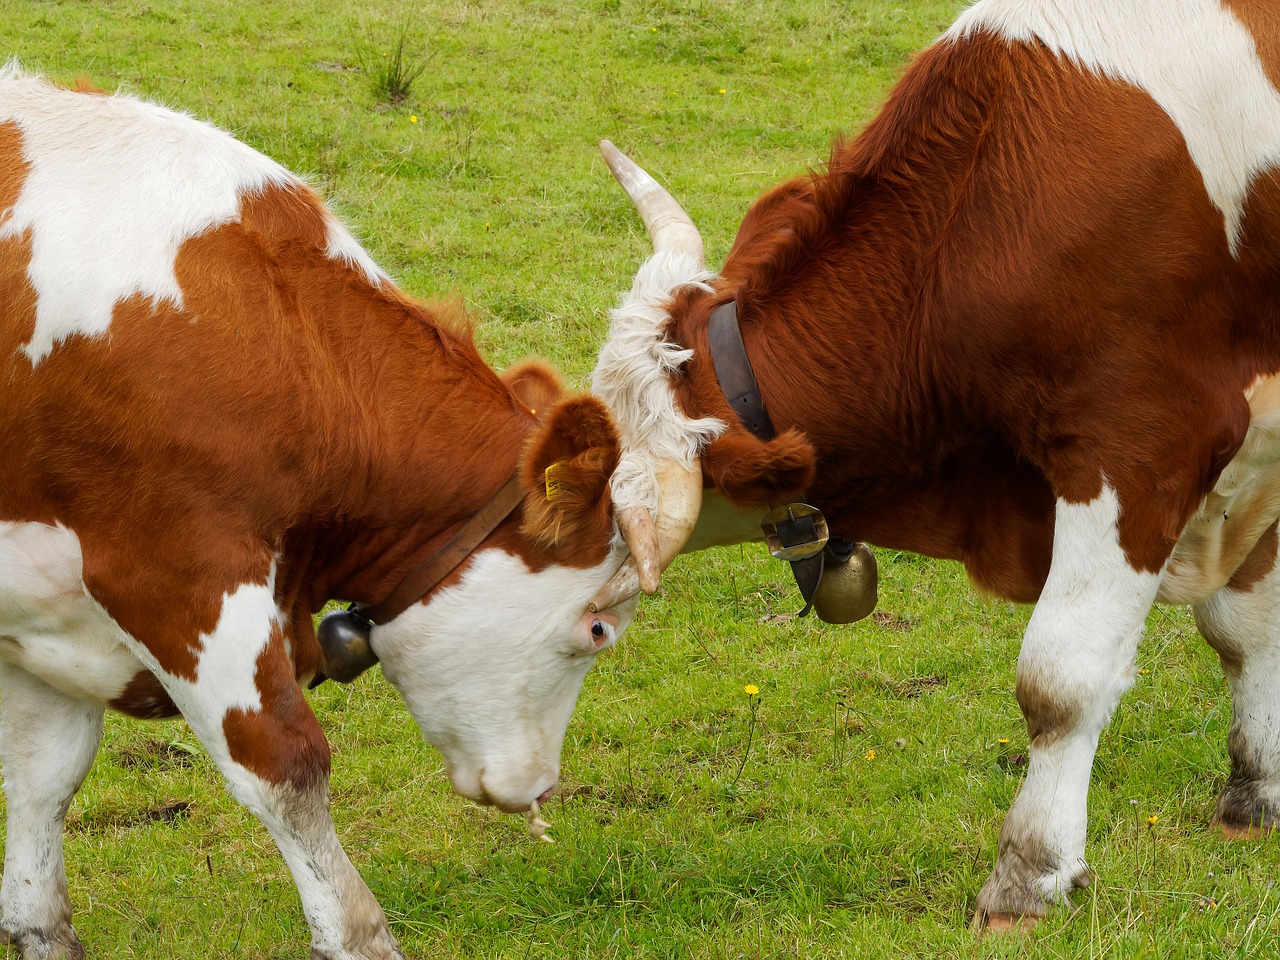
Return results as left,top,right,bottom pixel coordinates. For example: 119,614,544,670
812,541,878,624
317,607,380,683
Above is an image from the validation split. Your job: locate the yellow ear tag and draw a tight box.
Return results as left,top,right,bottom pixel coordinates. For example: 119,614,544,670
544,462,564,501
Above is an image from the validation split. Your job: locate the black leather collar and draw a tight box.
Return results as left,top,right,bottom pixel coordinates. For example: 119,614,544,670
707,300,774,441
704,296,850,619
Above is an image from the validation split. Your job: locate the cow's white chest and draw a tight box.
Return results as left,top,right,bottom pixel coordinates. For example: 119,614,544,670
950,0,1280,256
0,520,145,704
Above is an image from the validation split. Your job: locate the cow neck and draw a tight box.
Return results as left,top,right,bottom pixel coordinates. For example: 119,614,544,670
703,297,850,615
302,283,537,618
358,474,525,624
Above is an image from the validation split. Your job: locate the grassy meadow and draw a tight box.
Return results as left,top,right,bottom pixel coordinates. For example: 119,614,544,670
4,1,1279,957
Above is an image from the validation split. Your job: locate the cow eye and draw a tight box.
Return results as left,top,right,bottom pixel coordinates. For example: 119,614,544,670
590,619,605,639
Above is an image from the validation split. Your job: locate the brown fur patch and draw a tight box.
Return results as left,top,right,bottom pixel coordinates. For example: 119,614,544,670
0,122,28,214
109,671,179,719
223,634,330,788
70,77,107,95
0,124,35,357
1227,523,1279,593
702,427,815,508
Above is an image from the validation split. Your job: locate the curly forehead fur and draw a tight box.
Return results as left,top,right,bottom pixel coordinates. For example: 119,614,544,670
591,250,726,514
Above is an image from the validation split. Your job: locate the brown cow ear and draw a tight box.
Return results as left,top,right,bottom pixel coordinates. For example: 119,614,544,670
520,395,621,560
703,427,816,507
502,360,564,419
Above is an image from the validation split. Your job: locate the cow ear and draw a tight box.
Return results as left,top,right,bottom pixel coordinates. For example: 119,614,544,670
702,427,816,507
520,395,621,558
503,360,564,419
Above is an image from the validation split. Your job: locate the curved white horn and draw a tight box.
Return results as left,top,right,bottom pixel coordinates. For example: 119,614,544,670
614,505,661,595
588,461,703,613
599,140,705,264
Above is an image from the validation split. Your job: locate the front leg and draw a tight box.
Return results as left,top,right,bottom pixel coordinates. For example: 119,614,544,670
96,559,404,960
974,485,1162,927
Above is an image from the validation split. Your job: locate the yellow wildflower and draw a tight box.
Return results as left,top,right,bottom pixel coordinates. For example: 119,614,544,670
744,684,759,696
410,115,418,123
1148,814,1159,826
864,749,876,761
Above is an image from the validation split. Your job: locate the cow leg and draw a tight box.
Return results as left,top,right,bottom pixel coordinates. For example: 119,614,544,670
974,487,1161,928
154,639,404,960
1193,528,1280,835
100,563,405,960
0,662,104,959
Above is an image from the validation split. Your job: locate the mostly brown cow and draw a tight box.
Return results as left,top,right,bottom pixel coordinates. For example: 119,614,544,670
590,0,1280,930
0,64,635,959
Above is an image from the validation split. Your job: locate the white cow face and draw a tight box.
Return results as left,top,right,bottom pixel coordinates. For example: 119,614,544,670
373,547,636,812
370,391,636,813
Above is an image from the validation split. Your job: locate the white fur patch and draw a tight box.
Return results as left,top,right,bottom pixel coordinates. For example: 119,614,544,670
128,565,284,778
0,660,104,942
0,518,280,771
0,65,384,365
374,544,633,811
0,520,144,704
591,250,725,515
947,0,1280,255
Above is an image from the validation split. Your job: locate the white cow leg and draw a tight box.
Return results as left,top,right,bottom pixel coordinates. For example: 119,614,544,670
229,771,406,960
1194,533,1280,835
0,662,104,959
974,488,1161,927
156,655,403,958
114,575,405,960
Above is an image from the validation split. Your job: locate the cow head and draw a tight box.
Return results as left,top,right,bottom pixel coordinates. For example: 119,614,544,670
356,373,639,819
587,142,877,622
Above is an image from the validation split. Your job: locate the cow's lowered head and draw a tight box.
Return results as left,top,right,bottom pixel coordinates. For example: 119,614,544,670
362,367,637,818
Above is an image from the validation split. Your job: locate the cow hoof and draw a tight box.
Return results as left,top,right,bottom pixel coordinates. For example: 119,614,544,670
973,911,1039,935
1214,779,1280,838
309,940,408,960
973,847,1088,933
0,925,86,960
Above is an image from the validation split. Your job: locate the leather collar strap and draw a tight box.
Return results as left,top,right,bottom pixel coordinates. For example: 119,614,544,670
359,475,526,624
705,297,848,617
707,299,775,441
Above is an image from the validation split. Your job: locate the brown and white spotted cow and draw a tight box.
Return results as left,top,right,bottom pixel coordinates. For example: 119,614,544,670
0,64,636,959
588,0,1280,931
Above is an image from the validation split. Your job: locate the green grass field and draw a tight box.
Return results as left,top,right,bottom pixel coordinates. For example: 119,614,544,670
4,1,1279,957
